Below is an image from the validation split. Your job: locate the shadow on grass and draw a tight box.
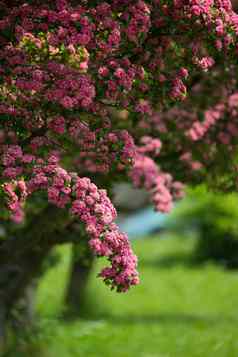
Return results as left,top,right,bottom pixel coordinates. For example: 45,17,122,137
140,251,238,271
4,311,238,357
97,312,238,326
63,306,238,327
139,252,197,270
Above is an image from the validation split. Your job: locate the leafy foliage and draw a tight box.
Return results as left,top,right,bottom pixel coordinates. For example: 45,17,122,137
169,187,238,267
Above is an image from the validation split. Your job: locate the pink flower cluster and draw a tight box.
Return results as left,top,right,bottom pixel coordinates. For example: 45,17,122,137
71,177,139,291
3,180,27,223
187,105,224,141
130,153,184,213
72,126,136,174
138,136,162,157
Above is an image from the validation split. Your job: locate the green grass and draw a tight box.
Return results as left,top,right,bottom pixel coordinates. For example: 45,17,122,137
6,235,238,357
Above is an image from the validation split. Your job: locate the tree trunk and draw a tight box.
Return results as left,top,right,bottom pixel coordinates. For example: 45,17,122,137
11,278,38,329
66,236,94,315
0,205,72,347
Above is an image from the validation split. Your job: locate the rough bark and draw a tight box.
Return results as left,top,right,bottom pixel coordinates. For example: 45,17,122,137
0,205,72,345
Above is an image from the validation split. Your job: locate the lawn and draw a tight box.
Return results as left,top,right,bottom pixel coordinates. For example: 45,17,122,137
6,234,238,357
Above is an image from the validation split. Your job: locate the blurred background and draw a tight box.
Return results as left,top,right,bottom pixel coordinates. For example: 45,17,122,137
5,184,238,357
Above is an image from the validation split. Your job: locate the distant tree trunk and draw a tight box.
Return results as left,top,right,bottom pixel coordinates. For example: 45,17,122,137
65,235,94,314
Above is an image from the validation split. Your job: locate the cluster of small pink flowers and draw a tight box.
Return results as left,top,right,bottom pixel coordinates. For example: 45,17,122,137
130,153,184,213
2,180,27,223
195,56,215,72
182,90,238,154
2,145,23,167
47,167,72,208
170,77,187,101
187,105,224,141
1,144,33,180
137,136,162,157
46,74,96,109
122,1,151,44
48,116,66,135
70,123,136,173
71,177,139,291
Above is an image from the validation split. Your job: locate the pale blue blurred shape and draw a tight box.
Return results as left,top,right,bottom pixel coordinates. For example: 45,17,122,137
117,194,196,239
118,206,170,239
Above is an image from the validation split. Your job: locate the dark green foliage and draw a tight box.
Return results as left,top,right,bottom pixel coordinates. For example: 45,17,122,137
168,187,238,268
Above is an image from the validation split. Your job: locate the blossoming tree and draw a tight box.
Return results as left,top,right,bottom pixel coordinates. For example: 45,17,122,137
1,0,238,336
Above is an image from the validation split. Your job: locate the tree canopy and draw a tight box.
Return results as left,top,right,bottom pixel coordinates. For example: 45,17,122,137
0,0,238,293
